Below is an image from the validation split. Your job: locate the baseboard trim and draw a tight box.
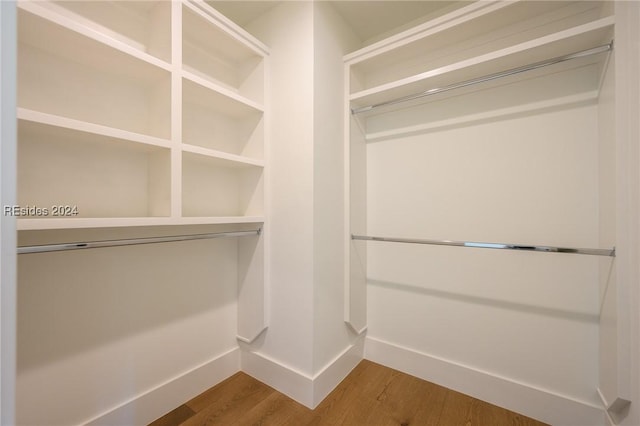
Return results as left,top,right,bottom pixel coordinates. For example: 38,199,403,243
365,336,604,426
84,347,240,426
241,349,314,407
599,388,616,426
312,335,365,407
241,335,365,409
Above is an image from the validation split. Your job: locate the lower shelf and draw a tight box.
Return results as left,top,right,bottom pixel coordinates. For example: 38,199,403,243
18,119,171,219
182,151,264,218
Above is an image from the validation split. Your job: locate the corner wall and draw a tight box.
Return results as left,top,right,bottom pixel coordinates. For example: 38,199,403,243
312,0,361,376
242,1,363,408
243,1,316,378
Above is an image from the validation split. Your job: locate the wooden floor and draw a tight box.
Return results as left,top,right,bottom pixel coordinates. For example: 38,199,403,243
150,360,548,426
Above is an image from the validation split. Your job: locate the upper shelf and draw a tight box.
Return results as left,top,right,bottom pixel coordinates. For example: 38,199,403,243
18,6,172,139
16,0,269,231
18,1,172,70
182,0,267,104
347,1,612,90
37,1,172,63
349,16,614,113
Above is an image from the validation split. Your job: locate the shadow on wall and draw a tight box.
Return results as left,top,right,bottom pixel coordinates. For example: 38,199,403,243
368,278,599,324
17,238,239,372
363,69,598,144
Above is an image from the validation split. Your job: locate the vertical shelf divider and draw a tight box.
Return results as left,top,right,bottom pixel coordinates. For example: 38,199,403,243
171,1,183,221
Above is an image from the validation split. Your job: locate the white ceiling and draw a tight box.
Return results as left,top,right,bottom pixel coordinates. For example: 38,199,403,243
208,1,461,45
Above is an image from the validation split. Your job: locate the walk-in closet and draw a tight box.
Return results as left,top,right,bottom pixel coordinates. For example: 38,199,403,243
0,1,638,425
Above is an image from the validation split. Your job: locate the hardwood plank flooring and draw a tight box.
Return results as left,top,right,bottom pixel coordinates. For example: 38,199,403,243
149,360,548,426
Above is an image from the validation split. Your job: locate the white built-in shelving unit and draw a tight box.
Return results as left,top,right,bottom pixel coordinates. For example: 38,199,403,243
16,0,268,231
347,0,614,140
345,0,614,336
16,0,269,343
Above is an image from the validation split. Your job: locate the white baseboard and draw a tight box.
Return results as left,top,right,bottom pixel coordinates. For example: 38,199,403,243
241,349,314,407
82,338,363,425
365,336,605,426
241,335,365,409
84,348,240,426
311,335,365,407
599,389,616,426
82,335,601,425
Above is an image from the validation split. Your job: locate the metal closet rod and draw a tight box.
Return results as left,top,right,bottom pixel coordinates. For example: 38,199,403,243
352,235,615,257
17,228,262,254
351,42,614,115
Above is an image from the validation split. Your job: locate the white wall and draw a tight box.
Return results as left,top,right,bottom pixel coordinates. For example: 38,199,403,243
1,1,17,424
16,228,242,425
244,1,316,376
312,1,360,375
606,2,640,425
365,103,603,424
243,1,363,407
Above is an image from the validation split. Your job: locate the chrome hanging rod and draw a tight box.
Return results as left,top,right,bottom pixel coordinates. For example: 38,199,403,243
17,229,262,254
351,42,613,115
352,234,615,257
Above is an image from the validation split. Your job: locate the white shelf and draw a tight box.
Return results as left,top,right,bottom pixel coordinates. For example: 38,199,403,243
18,108,173,150
182,0,266,103
182,143,265,168
18,1,172,71
182,151,264,218
347,1,611,93
182,70,264,112
182,75,264,159
17,217,177,231
16,216,265,231
350,17,614,112
18,6,172,139
34,1,172,63
176,216,265,226
18,119,171,220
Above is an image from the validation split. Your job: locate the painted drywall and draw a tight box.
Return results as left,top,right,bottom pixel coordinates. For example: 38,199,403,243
243,2,365,405
245,1,316,375
607,2,640,425
16,236,240,425
311,1,361,375
365,104,602,409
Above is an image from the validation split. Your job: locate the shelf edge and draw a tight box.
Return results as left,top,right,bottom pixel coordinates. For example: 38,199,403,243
182,69,265,113
181,143,265,167
184,0,269,57
18,0,173,73
350,16,615,103
17,216,265,231
17,108,174,149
